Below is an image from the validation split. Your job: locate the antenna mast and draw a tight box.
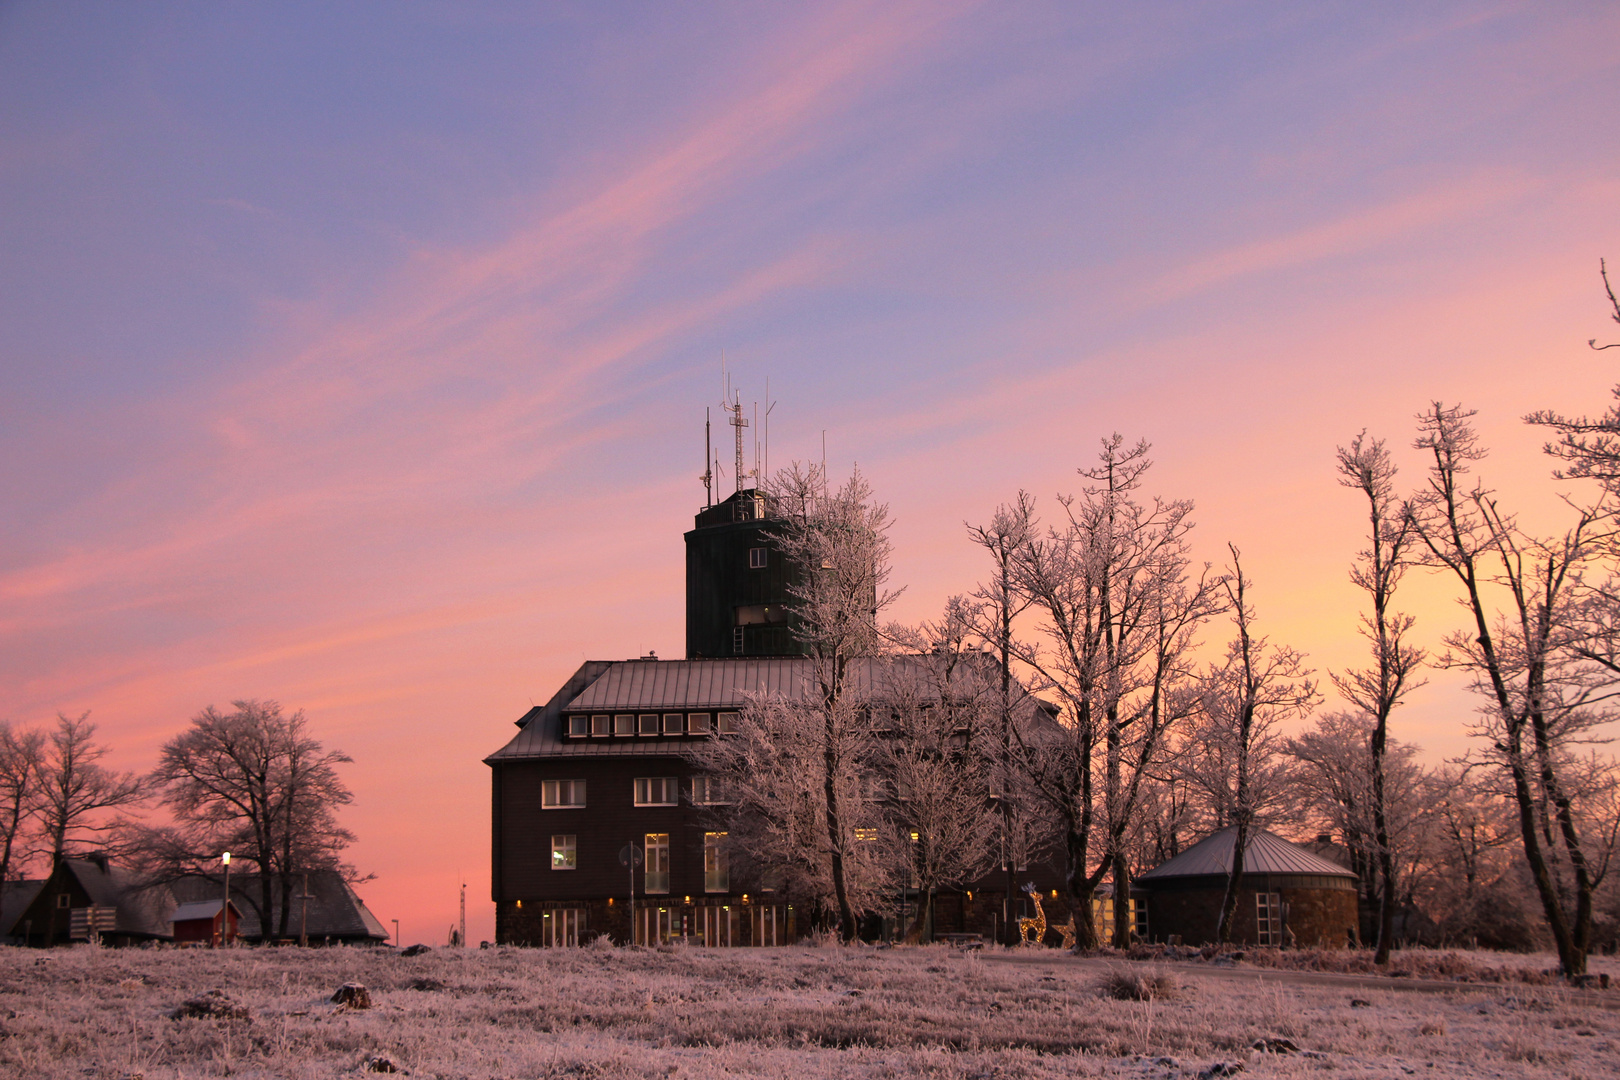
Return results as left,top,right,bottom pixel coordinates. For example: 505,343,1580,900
702,408,713,508
726,393,749,493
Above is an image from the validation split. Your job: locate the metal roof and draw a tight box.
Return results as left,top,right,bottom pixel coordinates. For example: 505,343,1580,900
1137,827,1357,881
171,900,232,922
565,658,818,711
485,656,1027,763
170,870,389,941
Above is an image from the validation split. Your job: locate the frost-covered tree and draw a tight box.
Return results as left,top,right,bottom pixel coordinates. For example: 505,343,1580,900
148,700,356,940
1009,438,1222,948
1407,402,1618,977
1188,548,1317,944
880,603,1001,941
693,464,901,940
1334,432,1426,964
0,722,43,884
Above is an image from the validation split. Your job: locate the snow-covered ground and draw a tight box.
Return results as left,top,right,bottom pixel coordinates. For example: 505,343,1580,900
0,942,1614,1079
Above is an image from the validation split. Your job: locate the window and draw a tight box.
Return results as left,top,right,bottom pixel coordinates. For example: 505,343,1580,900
635,905,675,945
638,713,659,736
750,905,782,947
57,893,71,909
704,832,729,892
1256,892,1282,946
541,779,586,808
644,833,669,894
687,712,711,734
732,626,745,654
591,714,610,737
542,907,584,947
700,905,737,947
691,775,729,805
613,714,634,735
716,711,740,735
853,827,879,842
551,835,577,870
749,547,767,569
567,715,588,737
663,712,684,735
634,777,678,806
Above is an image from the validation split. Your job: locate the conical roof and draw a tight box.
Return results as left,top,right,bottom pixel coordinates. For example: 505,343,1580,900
1137,827,1355,881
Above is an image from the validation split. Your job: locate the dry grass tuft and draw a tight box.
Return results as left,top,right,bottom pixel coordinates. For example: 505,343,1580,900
1098,965,1179,1001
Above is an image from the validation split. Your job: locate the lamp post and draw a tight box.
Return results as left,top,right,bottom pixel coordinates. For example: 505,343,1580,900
221,852,232,947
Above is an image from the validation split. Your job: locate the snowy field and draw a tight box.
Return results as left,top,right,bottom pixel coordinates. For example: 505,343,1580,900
0,942,1615,1080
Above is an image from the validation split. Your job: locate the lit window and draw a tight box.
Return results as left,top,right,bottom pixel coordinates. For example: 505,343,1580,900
704,833,729,892
663,713,684,735
638,713,659,736
749,547,767,569
644,833,670,894
591,714,610,736
613,714,634,735
688,712,711,734
541,907,584,947
691,775,729,805
567,715,588,737
853,828,879,842
716,711,740,735
551,835,576,870
634,777,678,806
541,780,586,808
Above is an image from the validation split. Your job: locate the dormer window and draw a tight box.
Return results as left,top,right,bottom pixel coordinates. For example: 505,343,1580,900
567,715,588,737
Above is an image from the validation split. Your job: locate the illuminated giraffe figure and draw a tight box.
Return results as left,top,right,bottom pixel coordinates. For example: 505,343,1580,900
1017,883,1047,946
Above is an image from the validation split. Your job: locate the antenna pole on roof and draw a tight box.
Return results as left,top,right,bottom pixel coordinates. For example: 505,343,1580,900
726,391,749,494
702,408,713,508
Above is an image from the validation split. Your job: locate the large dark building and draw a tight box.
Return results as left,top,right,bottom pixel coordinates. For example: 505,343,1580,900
487,485,1069,946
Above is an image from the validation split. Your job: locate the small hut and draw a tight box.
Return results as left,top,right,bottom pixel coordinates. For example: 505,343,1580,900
1137,827,1358,949
171,899,242,946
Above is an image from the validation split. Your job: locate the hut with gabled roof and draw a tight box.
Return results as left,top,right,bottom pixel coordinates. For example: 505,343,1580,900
1136,827,1359,948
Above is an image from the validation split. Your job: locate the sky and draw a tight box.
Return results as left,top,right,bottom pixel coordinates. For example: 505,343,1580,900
3,2,1619,946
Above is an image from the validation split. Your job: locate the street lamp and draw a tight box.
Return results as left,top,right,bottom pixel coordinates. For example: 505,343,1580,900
221,852,232,947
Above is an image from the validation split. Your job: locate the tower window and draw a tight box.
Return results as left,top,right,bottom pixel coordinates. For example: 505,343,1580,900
749,547,767,569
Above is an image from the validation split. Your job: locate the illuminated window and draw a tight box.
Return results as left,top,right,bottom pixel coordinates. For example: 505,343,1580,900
541,780,586,808
853,828,879,842
644,833,670,894
634,777,678,806
551,835,576,870
704,833,729,892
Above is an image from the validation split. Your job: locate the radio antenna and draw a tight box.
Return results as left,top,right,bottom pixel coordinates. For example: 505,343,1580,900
726,391,749,493
702,407,713,508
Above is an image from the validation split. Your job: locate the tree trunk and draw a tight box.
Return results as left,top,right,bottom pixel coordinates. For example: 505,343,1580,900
1215,817,1248,944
